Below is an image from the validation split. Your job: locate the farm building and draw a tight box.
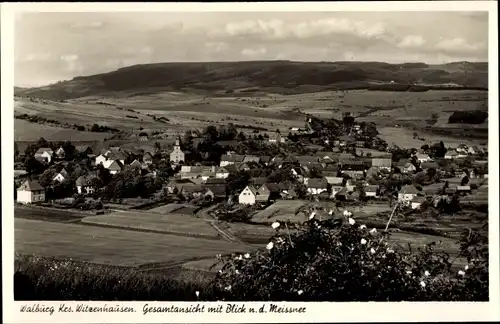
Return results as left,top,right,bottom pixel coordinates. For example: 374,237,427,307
415,153,432,163
106,160,124,175
165,179,198,194
143,152,154,165
307,178,328,195
371,158,392,171
17,180,45,204
325,176,343,186
55,147,66,159
239,186,258,205
398,185,420,202
269,132,285,144
220,154,245,167
95,154,107,166
52,169,68,183
34,148,54,164
75,175,98,194
170,138,185,165
365,185,380,198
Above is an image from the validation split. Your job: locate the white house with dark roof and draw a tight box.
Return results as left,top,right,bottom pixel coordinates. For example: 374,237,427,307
415,153,432,163
268,132,285,144
238,186,258,205
17,180,45,204
411,196,426,210
35,148,54,164
307,178,328,195
398,185,420,202
52,169,69,183
371,158,392,171
445,150,459,159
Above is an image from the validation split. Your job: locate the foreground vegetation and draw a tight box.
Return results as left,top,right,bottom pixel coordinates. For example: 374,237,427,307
15,214,488,301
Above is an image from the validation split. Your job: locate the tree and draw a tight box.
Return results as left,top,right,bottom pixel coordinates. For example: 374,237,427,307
24,157,45,175
226,171,250,195
461,176,469,186
203,125,219,143
14,142,19,160
236,132,246,142
62,141,76,160
39,169,56,188
426,168,437,180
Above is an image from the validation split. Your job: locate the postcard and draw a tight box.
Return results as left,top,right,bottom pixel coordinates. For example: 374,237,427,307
2,1,499,323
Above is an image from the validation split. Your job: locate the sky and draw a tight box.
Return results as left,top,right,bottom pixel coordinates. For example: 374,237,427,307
14,11,488,87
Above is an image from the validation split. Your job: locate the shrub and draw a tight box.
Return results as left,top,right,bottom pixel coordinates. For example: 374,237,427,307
212,215,488,301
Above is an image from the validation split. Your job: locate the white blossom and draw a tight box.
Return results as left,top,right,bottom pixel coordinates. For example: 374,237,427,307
420,281,426,288
297,290,304,295
271,222,280,229
266,242,274,250
370,248,376,254
360,224,367,229
369,228,377,234
360,238,367,245
244,253,250,259
458,270,465,276
348,218,356,225
424,271,430,277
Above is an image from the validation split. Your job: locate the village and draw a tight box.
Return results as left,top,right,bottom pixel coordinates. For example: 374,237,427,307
14,112,489,229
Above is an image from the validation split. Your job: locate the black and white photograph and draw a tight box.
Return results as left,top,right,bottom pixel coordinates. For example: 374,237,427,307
3,1,498,316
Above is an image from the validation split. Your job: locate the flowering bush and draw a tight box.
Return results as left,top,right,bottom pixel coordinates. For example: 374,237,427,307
212,214,488,301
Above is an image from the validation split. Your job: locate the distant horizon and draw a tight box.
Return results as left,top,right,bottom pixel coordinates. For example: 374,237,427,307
15,11,488,87
14,59,489,88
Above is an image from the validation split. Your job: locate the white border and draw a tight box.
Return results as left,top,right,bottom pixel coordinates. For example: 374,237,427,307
2,2,499,323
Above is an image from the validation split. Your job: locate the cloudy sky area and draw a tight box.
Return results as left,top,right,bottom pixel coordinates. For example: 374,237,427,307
15,11,488,87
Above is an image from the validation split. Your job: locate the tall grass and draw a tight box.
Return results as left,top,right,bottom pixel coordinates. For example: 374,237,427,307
14,255,216,301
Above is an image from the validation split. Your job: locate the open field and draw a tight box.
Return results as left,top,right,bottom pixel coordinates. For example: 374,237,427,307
15,218,249,267
15,87,487,146
14,119,111,142
81,210,220,239
148,203,199,215
15,205,88,223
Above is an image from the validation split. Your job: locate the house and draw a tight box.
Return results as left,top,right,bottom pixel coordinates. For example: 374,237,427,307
75,145,93,156
371,158,392,171
334,187,349,201
55,147,66,159
75,174,98,194
108,152,126,165
340,160,365,179
398,185,420,202
330,185,344,198
243,155,260,164
415,153,432,163
402,162,417,173
250,177,268,186
138,132,148,142
456,143,469,153
255,184,272,203
457,185,472,193
204,182,227,199
170,138,185,165
16,180,45,204
96,154,107,166
420,162,439,171
260,156,271,165
469,146,481,155
52,169,69,183
296,155,320,165
215,167,230,179
143,152,154,165
411,196,426,210
346,179,364,193
355,141,366,148
220,154,245,167
180,184,210,199
365,185,379,198
35,148,54,164
324,176,343,186
164,179,194,194
129,159,143,169
239,186,258,205
306,178,328,195
106,160,123,175
444,150,459,160
269,132,285,144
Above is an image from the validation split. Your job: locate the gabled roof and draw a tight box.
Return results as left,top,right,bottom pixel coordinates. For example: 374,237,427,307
365,185,379,192
221,154,245,162
296,156,319,164
35,147,53,155
324,176,343,185
243,155,260,163
269,133,282,140
129,160,142,167
411,196,426,203
251,177,267,186
260,156,271,163
75,145,92,153
240,185,258,196
400,185,419,195
372,158,392,167
204,184,226,196
18,180,44,191
75,174,98,187
108,152,127,161
107,160,123,171
143,152,154,160
206,178,226,185
445,150,459,156
307,178,328,189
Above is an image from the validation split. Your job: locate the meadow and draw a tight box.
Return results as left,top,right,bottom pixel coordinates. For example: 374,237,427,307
15,218,249,268
81,210,221,239
14,89,487,149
